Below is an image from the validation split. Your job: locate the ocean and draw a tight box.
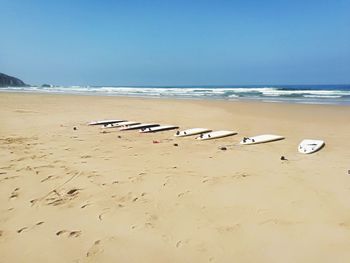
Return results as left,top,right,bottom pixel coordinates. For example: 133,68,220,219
1,84,350,105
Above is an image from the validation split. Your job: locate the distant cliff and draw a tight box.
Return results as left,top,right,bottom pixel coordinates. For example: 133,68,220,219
0,72,27,87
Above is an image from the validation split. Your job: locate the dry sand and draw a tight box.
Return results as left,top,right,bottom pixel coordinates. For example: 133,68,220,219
1,92,350,262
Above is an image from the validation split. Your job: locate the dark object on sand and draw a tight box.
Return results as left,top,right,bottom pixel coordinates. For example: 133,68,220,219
73,127,77,131
117,135,121,138
67,189,79,195
219,146,227,151
280,156,287,160
153,140,160,144
173,143,178,147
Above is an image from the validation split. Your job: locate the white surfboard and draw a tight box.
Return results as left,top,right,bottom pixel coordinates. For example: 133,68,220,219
140,125,179,133
120,123,160,131
175,128,212,137
101,121,140,129
196,130,237,141
298,139,325,154
240,134,284,145
88,119,125,126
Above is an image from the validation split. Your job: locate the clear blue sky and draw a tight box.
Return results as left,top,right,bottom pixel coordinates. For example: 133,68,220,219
0,0,349,86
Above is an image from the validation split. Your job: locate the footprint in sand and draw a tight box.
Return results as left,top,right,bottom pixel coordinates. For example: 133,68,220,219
56,230,81,238
144,222,154,228
40,175,55,182
232,172,252,179
87,171,100,179
15,157,27,162
144,213,158,229
98,208,111,221
56,230,67,236
128,175,145,183
17,227,28,233
177,190,190,198
0,176,19,183
115,192,133,203
86,240,104,258
30,199,38,206
67,188,80,195
32,187,81,207
34,164,55,169
81,203,91,209
17,221,45,234
9,188,20,199
161,177,172,187
175,239,190,248
202,178,209,183
69,231,81,237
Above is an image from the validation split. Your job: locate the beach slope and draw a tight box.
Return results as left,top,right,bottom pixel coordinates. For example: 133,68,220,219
1,93,350,262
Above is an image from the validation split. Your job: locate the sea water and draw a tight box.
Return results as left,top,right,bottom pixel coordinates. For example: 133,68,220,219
1,84,350,105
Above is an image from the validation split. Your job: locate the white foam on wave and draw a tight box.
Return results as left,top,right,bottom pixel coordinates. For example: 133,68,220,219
1,85,349,105
297,101,338,105
0,86,294,97
262,89,350,97
303,95,342,98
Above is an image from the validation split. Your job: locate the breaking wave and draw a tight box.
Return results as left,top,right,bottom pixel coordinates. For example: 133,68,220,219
1,85,350,105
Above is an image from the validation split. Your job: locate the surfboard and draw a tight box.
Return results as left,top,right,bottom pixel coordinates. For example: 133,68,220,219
174,128,212,137
101,121,140,129
240,134,284,145
196,130,237,141
120,123,160,131
298,139,325,154
140,125,179,133
88,119,125,126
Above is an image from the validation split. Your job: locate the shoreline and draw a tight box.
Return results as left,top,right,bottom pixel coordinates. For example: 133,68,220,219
1,92,350,262
1,90,350,108
1,84,350,106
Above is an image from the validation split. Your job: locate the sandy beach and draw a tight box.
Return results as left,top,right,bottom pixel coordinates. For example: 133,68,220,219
1,92,350,262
